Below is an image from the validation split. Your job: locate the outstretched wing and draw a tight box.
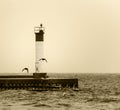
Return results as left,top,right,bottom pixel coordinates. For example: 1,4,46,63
39,58,48,62
22,68,29,72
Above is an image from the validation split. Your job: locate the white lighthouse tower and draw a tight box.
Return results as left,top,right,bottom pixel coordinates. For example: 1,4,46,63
34,24,45,73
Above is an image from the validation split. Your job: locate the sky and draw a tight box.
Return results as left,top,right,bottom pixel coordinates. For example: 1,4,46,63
0,0,120,73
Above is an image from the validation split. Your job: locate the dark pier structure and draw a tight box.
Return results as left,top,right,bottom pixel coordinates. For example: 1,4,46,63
0,24,78,91
0,73,78,91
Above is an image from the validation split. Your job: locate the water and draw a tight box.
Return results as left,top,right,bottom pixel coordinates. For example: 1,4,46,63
0,73,120,110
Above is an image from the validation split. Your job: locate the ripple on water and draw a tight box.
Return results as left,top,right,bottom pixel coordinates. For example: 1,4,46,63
33,103,52,108
57,103,71,107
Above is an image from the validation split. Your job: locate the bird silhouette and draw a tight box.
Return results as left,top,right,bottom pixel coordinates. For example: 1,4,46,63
22,68,29,73
39,58,48,62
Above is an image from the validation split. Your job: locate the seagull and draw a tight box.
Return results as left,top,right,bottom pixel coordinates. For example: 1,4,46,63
39,58,48,62
22,68,29,73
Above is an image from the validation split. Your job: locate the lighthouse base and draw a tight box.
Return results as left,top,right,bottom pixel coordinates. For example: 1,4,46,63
33,73,48,78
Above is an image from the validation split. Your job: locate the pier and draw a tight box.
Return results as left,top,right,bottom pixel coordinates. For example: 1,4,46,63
0,73,78,91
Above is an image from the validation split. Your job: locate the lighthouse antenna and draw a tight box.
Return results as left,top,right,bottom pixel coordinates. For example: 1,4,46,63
40,24,42,28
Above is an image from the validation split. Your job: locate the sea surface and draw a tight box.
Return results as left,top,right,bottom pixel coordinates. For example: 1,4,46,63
1,73,120,110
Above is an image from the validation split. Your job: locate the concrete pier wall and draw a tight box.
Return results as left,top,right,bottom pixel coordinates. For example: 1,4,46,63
0,78,78,90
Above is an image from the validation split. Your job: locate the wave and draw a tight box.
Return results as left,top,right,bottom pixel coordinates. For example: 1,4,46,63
33,103,52,108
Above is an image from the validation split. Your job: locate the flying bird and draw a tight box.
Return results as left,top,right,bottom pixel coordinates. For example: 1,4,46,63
22,68,29,73
39,58,48,62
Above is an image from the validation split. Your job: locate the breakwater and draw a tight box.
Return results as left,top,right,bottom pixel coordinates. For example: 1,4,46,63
0,73,78,90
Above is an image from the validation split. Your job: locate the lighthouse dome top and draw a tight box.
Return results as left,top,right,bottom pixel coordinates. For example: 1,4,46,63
34,24,45,34
40,24,43,28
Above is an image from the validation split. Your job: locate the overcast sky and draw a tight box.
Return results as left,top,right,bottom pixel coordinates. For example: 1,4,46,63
0,0,120,73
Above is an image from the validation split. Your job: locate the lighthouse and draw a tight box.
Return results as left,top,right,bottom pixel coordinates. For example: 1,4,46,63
34,24,45,73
